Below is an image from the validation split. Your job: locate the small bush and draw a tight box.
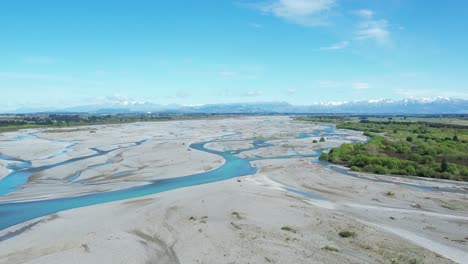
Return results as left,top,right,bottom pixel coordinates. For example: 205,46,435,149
231,212,243,219
338,231,356,238
319,152,329,161
231,222,241,230
439,200,457,210
322,246,339,252
281,226,297,233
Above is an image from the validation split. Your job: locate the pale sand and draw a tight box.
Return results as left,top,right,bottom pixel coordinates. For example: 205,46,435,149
0,116,466,263
252,158,468,263
0,160,10,180
0,176,454,264
0,139,69,162
204,141,253,152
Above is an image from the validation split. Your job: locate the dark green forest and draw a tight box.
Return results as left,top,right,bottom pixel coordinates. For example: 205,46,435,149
0,113,232,132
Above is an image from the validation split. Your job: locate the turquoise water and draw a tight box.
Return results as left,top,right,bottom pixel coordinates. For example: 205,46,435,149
0,140,256,231
0,139,149,195
0,134,81,194
0,155,32,196
1,125,465,235
0,127,333,232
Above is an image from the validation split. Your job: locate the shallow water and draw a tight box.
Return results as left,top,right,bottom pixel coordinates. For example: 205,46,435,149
0,139,149,195
0,156,32,196
0,125,466,235
0,127,333,231
0,140,256,231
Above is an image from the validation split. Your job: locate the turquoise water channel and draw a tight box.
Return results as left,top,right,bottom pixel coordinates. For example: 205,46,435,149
1,125,466,235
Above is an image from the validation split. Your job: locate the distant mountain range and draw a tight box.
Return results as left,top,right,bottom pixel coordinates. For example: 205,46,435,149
9,97,468,114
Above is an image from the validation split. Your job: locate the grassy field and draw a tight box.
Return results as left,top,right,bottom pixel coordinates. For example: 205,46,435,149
296,115,468,181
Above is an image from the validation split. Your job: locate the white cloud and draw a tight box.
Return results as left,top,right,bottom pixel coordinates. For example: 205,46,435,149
352,8,391,44
354,9,374,18
355,19,390,44
352,82,370,90
320,40,349,50
258,0,335,26
243,90,263,97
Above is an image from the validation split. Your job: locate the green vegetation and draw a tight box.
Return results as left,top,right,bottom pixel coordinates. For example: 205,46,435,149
386,191,396,197
295,116,352,123
295,114,468,126
321,246,339,252
390,257,420,264
302,115,468,181
44,128,97,133
437,200,458,210
199,216,208,224
281,226,297,233
81,243,90,253
338,230,356,238
231,211,243,220
0,113,245,132
319,137,326,142
230,222,241,230
247,133,299,140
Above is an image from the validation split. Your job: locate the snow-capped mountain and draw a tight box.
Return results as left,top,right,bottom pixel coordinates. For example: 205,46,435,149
8,97,467,114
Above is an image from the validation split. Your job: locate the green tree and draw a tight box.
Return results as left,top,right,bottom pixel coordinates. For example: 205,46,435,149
406,165,417,175
441,158,448,172
319,153,329,161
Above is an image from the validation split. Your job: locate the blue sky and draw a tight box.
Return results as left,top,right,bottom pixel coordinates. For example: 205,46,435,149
1,0,467,110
